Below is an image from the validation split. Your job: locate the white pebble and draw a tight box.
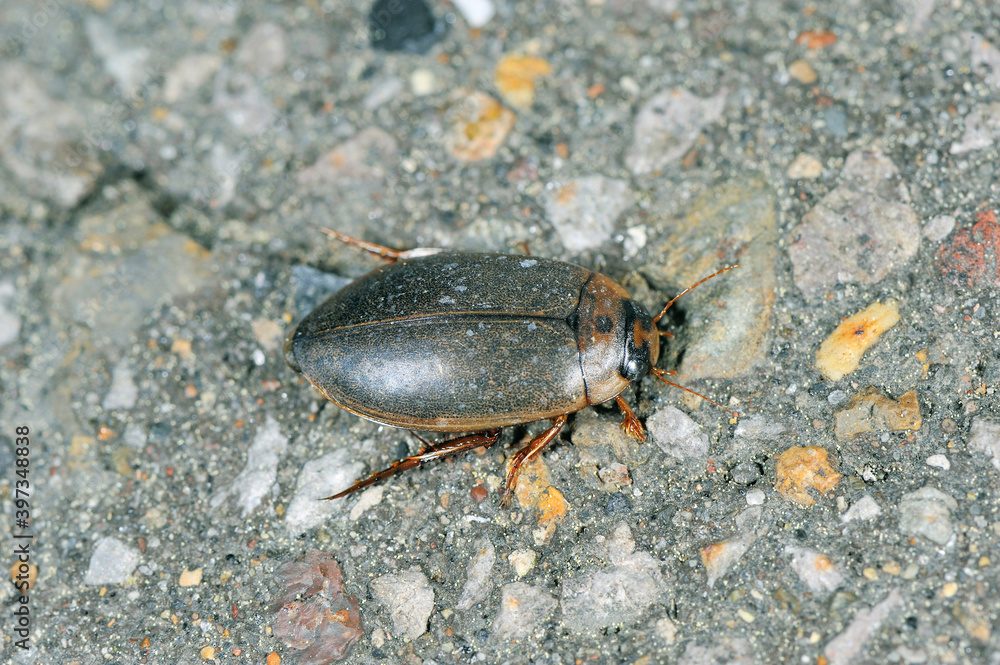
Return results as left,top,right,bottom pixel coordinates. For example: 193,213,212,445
926,454,950,470
452,0,495,27
745,489,765,505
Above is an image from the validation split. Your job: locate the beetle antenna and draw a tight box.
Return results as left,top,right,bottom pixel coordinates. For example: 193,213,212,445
649,368,738,417
652,265,740,325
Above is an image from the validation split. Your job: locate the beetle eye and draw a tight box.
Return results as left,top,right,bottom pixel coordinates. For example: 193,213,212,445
623,358,644,381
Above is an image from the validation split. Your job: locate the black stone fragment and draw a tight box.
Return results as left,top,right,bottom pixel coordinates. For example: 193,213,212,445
369,0,445,54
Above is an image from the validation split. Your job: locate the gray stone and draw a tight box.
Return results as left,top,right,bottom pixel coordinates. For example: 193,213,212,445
625,88,727,175
824,589,905,665
370,567,434,640
284,449,364,536
789,147,919,297
211,416,288,518
898,486,957,546
967,418,1000,472
457,537,496,610
785,546,845,594
561,523,664,632
647,406,709,462
641,176,777,379
490,582,557,642
542,175,633,253
84,537,140,585
102,360,138,411
0,63,102,208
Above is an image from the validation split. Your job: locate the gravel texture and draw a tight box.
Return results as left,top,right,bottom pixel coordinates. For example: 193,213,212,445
3,0,1000,664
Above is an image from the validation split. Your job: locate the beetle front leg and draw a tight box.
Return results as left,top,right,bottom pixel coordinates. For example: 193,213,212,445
322,429,502,500
501,415,568,507
614,395,645,442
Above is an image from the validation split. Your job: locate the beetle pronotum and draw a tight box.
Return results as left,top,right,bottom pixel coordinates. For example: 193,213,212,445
284,229,736,504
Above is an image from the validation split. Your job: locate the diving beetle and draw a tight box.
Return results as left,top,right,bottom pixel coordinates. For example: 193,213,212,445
283,229,736,504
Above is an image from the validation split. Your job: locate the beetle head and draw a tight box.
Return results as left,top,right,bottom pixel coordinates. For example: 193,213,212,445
621,299,659,382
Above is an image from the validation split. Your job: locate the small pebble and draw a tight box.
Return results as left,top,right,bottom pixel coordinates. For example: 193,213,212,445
774,446,842,506
543,175,633,253
452,0,495,27
103,360,138,410
732,461,762,486
882,562,901,575
446,92,515,161
178,568,202,587
922,214,956,241
935,209,1000,287
840,494,881,523
470,483,489,502
816,300,901,381
508,549,537,578
926,454,950,470
210,417,288,518
701,534,755,588
284,449,364,536
745,489,765,505
200,646,217,660
789,148,918,297
788,59,817,84
898,486,957,546
494,55,551,109
561,524,664,630
940,581,958,598
834,388,922,441
786,546,844,593
967,417,1000,471
605,492,632,517
787,153,822,179
349,486,384,521
410,68,436,96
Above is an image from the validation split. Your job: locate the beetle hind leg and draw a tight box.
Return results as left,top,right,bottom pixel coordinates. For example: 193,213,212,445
614,395,646,442
323,429,502,500
501,415,568,507
315,226,444,262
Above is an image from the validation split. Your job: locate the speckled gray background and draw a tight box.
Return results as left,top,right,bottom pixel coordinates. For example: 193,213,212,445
2,0,1000,663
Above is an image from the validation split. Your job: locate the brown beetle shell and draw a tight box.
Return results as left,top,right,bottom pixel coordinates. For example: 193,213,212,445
284,252,657,432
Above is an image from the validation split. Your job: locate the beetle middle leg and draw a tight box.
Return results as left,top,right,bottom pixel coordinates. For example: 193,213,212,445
501,415,568,506
323,429,502,500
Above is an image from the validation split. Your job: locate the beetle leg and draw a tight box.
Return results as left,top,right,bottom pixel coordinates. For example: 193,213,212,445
501,415,568,507
315,226,444,262
322,430,502,500
614,395,646,442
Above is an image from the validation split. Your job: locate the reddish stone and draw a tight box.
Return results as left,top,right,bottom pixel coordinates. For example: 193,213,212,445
270,552,362,664
935,209,1000,287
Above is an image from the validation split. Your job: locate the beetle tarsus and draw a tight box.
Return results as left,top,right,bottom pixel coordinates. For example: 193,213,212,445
323,429,503,500
614,395,646,441
500,415,568,507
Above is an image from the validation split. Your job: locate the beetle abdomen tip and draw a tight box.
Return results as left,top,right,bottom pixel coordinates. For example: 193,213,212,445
283,328,302,374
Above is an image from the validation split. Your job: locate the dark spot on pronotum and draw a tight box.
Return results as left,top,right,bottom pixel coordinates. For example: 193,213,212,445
595,315,613,333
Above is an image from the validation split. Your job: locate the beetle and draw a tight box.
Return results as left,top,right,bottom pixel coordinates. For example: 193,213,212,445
284,228,736,504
